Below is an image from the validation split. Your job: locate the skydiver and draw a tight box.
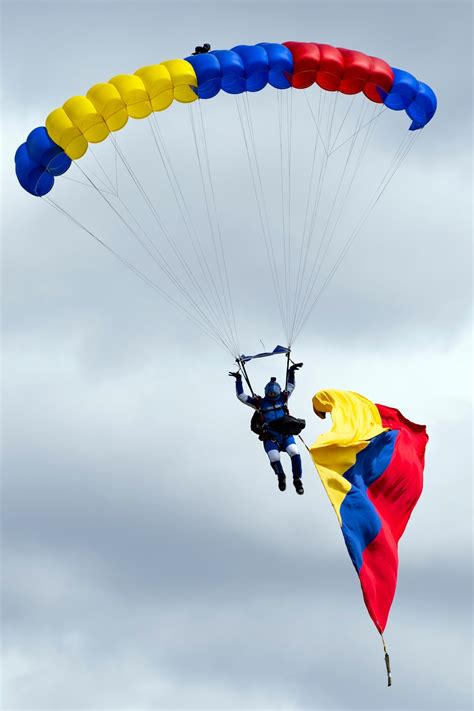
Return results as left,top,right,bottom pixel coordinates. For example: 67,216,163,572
229,364,304,494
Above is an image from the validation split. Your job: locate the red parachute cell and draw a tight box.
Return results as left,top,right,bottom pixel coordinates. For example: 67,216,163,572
284,41,394,102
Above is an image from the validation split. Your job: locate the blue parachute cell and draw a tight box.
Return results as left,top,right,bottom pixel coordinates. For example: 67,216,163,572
27,127,71,175
15,142,55,196
231,45,269,92
384,68,437,130
185,43,293,99
211,50,246,94
185,52,223,98
406,82,437,130
15,126,71,196
384,68,420,111
257,43,293,89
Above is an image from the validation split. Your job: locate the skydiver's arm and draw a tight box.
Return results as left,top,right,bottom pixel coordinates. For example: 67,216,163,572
286,362,303,398
235,376,259,408
229,371,258,408
286,379,295,397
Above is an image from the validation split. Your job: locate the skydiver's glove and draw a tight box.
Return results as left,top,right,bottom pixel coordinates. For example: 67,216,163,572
228,371,242,380
289,362,303,372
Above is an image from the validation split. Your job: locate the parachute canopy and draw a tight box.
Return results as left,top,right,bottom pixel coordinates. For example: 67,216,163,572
310,389,428,634
13,40,437,358
15,41,437,198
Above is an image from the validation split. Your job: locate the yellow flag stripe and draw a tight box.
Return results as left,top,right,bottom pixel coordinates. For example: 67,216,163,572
310,390,387,525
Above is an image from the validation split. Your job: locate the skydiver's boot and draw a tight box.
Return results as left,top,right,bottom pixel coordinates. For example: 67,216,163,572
271,461,286,492
293,477,304,495
291,453,304,495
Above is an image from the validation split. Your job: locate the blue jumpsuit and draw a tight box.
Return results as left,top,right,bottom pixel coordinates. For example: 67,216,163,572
234,372,303,479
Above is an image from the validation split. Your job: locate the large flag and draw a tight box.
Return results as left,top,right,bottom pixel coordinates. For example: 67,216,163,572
310,390,428,634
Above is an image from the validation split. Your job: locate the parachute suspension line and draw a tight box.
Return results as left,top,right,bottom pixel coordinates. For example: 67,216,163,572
276,91,291,341
236,94,288,339
243,91,290,326
291,99,378,340
236,93,289,344
116,187,225,334
284,89,294,339
75,160,191,282
42,196,232,354
276,91,288,334
108,134,217,314
315,92,361,253
148,113,222,306
88,144,118,195
288,92,366,343
276,89,294,345
196,100,240,356
289,88,329,345
277,91,289,339
188,102,240,357
146,114,237,349
290,89,333,325
236,358,256,396
72,161,233,348
62,171,116,195
325,90,339,155
304,91,332,255
291,98,377,339
187,104,229,328
318,130,417,299
317,102,381,258
106,189,218,331
105,133,239,355
293,131,419,341
114,136,119,195
289,92,339,343
329,106,387,156
327,94,356,155
65,145,118,196
303,88,329,157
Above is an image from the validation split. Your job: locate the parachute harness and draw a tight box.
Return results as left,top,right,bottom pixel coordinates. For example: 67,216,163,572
236,349,307,442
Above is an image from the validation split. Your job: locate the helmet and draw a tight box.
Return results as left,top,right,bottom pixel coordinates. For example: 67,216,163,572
265,377,281,400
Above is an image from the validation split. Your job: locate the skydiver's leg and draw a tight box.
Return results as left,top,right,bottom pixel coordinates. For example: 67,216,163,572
264,440,286,492
286,442,302,477
285,439,304,495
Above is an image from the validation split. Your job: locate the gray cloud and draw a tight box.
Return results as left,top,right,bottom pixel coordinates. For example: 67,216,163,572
2,1,472,709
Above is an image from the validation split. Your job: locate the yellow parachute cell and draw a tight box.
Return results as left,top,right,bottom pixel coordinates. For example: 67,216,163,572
45,107,88,159
63,96,110,144
44,59,198,160
87,83,129,132
109,74,153,119
134,65,175,112
162,59,199,103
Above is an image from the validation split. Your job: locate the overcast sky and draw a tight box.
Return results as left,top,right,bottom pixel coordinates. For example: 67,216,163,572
1,1,472,710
